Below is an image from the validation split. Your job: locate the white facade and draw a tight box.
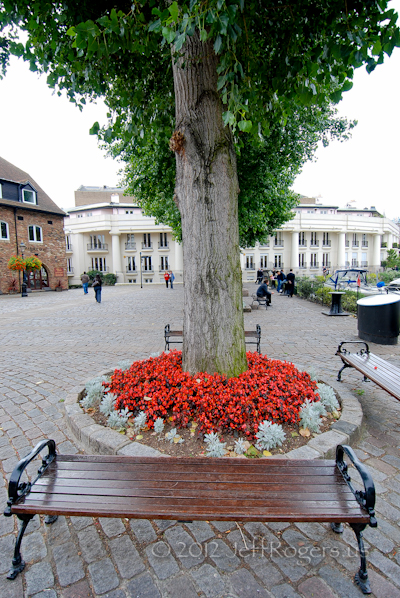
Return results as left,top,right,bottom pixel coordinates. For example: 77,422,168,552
241,201,400,281
64,201,183,286
64,193,400,285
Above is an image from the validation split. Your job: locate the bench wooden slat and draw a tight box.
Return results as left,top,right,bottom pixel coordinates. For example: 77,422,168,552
340,353,400,400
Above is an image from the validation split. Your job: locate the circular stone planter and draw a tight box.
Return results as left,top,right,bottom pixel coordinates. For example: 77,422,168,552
63,370,364,460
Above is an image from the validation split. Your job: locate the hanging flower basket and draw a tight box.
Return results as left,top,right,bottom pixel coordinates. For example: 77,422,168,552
24,256,42,271
7,255,26,271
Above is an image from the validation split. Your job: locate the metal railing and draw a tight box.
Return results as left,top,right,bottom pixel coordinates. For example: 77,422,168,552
126,267,137,273
67,268,74,274
125,242,136,251
352,241,359,247
299,241,307,247
87,243,108,251
158,242,169,249
322,240,331,247
88,266,109,273
310,262,319,268
310,241,319,247
362,241,369,247
274,241,284,247
141,242,153,250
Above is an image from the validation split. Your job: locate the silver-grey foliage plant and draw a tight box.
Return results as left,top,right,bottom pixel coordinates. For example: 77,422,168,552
299,399,326,433
204,433,227,458
154,418,165,434
234,438,247,455
81,375,109,409
317,383,339,412
107,407,131,429
255,421,286,451
99,393,117,417
133,411,147,432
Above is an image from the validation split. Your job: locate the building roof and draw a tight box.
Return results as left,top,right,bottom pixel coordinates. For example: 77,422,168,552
0,156,65,216
67,202,140,213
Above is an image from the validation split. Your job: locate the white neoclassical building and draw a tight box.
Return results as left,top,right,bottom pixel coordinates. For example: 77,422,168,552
64,186,183,286
240,197,400,281
64,190,399,286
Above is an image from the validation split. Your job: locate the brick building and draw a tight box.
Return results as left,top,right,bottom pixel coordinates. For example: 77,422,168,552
0,156,67,294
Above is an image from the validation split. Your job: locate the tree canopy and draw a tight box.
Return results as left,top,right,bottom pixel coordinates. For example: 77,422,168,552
1,0,399,376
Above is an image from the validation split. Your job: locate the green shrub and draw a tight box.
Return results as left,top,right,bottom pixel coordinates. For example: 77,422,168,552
86,269,104,282
296,276,324,299
378,270,400,284
367,272,377,284
104,273,117,286
315,286,332,305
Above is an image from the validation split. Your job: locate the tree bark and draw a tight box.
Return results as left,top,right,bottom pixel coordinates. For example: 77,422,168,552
171,32,247,377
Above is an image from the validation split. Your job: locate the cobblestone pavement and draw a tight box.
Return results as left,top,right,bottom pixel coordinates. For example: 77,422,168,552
1,284,400,598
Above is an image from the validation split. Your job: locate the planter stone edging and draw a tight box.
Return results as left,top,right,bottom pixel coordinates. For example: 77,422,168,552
63,369,364,460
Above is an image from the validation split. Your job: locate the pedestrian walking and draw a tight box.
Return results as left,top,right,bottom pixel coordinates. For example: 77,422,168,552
81,271,89,294
286,268,295,297
93,274,102,303
164,271,170,288
168,270,175,289
256,268,263,284
277,270,286,293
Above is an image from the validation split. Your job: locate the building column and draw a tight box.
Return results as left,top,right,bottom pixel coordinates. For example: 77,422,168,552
111,233,123,280
373,234,381,271
337,232,346,270
174,242,183,281
291,232,298,270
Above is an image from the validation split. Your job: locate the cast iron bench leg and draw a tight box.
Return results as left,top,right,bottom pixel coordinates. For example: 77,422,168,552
337,360,352,382
331,522,344,533
350,523,371,595
7,514,34,579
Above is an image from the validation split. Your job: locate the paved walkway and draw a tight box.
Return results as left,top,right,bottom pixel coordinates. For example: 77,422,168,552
1,285,400,598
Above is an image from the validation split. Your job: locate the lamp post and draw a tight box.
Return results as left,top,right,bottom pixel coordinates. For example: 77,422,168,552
20,241,28,297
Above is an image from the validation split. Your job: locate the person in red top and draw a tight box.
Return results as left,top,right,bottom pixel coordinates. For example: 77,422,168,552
164,271,170,288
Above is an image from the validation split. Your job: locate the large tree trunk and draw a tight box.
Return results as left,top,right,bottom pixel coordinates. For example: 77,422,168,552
171,32,247,377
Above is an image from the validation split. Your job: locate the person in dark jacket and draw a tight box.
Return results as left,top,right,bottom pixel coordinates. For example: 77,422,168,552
93,274,102,303
256,278,273,305
277,270,286,293
286,269,295,297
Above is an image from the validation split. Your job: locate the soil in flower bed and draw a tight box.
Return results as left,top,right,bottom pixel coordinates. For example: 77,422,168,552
87,407,340,458
82,351,341,458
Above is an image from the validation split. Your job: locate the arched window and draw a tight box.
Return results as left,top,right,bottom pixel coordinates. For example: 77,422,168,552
0,221,9,240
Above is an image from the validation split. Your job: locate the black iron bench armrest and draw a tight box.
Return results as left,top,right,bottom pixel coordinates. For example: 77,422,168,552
336,341,370,356
336,444,376,527
4,439,56,516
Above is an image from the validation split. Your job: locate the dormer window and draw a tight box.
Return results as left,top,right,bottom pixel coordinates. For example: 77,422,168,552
22,189,37,204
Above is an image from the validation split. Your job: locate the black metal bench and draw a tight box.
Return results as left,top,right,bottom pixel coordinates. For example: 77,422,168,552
5,439,376,593
336,341,400,401
251,293,269,309
165,324,262,354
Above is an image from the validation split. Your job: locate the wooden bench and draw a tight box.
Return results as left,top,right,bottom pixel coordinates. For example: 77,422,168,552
336,341,400,401
5,439,376,593
165,324,262,354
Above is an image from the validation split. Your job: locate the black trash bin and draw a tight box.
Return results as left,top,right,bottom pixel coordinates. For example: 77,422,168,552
357,294,400,345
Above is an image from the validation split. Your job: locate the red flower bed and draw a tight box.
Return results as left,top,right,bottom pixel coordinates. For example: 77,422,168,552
105,351,319,439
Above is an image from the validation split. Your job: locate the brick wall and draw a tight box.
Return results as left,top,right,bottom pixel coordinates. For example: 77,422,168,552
0,206,68,294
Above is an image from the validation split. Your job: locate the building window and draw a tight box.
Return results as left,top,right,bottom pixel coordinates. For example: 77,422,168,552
352,233,358,247
28,225,42,242
362,234,368,247
91,257,107,272
160,256,169,271
322,232,330,247
126,234,136,250
245,254,254,269
0,183,2,198
274,232,283,247
260,254,268,268
125,210,134,214
361,252,368,267
159,232,168,248
274,255,283,268
67,258,73,273
22,189,37,204
89,234,105,249
310,253,318,267
299,232,306,246
322,253,330,267
143,233,152,249
66,235,72,250
310,232,318,247
1,221,9,240
351,253,358,267
298,253,306,268
127,256,136,272
143,256,152,271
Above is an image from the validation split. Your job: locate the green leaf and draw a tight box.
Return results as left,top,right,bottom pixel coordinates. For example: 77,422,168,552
214,35,222,54
162,27,176,44
342,80,353,92
89,121,100,135
238,120,252,132
222,111,235,126
149,19,162,33
200,28,208,42
174,33,186,51
66,26,76,37
168,1,179,22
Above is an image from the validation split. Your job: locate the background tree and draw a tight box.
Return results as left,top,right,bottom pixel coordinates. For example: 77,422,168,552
1,0,399,376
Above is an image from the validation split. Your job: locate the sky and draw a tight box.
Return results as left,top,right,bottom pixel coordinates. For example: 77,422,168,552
0,2,399,217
